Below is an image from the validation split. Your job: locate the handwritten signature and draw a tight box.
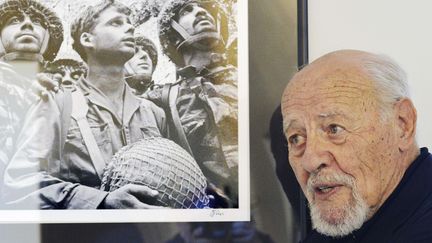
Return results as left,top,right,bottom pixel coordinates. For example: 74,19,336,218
209,209,224,217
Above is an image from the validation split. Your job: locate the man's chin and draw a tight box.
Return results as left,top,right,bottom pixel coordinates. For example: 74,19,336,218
309,199,369,237
11,45,41,54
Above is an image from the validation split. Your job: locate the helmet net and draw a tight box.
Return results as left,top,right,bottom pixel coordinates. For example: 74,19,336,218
101,137,210,209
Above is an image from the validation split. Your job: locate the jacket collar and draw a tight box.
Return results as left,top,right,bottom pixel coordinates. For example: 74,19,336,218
356,147,432,241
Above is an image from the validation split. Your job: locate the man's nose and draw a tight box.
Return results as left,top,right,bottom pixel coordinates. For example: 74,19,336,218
21,16,34,30
139,51,149,61
125,22,135,35
194,6,208,17
61,73,74,86
300,136,332,173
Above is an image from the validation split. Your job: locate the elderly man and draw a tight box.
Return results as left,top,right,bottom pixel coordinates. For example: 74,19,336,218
2,0,167,209
123,35,158,96
0,0,63,195
281,49,432,241
147,0,237,203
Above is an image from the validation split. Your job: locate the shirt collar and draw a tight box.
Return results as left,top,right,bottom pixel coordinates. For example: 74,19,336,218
77,78,141,124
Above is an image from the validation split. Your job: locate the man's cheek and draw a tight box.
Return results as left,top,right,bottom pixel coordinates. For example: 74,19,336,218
291,166,309,191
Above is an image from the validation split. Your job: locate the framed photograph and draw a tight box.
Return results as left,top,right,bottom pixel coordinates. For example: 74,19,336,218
0,0,249,223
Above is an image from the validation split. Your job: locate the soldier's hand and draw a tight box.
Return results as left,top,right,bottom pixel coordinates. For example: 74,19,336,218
25,73,60,101
32,73,59,99
101,184,165,209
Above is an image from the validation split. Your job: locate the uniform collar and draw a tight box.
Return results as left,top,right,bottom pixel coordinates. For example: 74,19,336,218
77,78,141,125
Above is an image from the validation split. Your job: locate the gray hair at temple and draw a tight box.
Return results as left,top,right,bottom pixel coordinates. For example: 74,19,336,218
362,53,410,120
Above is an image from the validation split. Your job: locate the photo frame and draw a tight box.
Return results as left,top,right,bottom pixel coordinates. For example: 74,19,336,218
0,0,250,223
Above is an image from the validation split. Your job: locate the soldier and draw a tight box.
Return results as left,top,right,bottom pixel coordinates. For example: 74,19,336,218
0,0,63,193
147,0,238,203
43,58,87,89
2,0,167,209
124,35,158,96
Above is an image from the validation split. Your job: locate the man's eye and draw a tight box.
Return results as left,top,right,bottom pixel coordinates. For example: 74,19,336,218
71,72,81,80
288,134,305,146
180,4,194,15
327,124,345,135
32,17,43,25
110,19,123,26
8,16,22,24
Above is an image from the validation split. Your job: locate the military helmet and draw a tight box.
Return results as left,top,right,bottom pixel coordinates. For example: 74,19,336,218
0,0,64,61
101,137,210,209
158,0,229,66
135,35,158,70
43,58,87,75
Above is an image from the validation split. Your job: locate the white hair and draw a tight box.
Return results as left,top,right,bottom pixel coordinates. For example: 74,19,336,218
362,54,410,120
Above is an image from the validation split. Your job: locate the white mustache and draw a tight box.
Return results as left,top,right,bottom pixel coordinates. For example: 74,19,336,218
307,172,355,196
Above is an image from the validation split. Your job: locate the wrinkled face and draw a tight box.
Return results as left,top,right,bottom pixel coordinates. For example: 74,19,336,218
1,12,47,54
177,2,216,35
281,62,402,236
88,6,135,61
125,45,153,77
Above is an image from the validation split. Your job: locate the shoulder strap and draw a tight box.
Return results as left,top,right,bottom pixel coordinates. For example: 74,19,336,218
70,89,105,179
161,83,193,155
60,89,72,155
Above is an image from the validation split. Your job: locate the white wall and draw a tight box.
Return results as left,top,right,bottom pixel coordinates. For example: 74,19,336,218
308,0,432,147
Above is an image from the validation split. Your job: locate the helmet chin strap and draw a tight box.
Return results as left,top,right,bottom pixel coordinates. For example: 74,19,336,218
171,20,223,52
39,31,50,59
0,32,49,62
0,38,5,59
1,52,44,62
123,61,135,77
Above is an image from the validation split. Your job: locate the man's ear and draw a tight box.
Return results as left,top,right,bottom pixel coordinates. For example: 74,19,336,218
80,32,93,49
395,98,417,151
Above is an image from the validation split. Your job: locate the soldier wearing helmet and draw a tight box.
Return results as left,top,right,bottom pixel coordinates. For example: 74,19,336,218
147,0,238,205
124,35,158,96
0,0,63,201
157,0,229,67
0,0,63,62
43,58,87,89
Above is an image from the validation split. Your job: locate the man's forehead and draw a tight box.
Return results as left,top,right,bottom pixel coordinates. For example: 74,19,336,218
4,11,43,22
95,6,129,24
135,45,149,52
281,73,375,129
178,1,213,15
282,74,371,105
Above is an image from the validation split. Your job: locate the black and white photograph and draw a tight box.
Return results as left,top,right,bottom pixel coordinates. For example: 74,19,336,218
0,0,249,222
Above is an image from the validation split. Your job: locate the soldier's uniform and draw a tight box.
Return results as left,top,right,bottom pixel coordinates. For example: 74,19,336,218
147,0,238,201
0,0,63,193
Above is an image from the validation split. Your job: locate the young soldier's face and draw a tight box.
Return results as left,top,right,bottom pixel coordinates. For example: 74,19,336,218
1,12,47,54
54,65,84,87
177,2,216,35
88,6,135,61
125,45,153,77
